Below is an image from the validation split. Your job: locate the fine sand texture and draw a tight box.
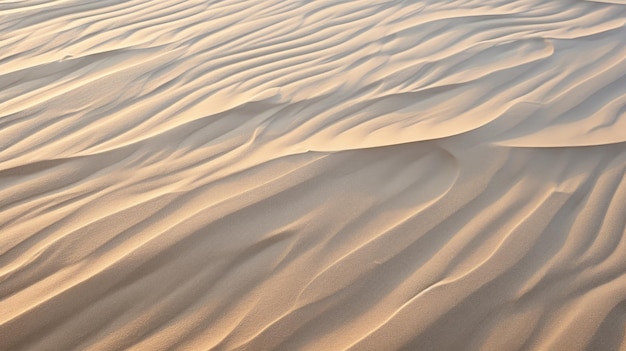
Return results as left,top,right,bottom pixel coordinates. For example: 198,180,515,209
1,0,626,350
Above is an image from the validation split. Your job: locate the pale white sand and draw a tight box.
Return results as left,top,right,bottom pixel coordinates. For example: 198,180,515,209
1,0,626,350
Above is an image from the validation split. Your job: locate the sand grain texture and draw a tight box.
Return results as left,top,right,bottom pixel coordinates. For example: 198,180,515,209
1,0,626,350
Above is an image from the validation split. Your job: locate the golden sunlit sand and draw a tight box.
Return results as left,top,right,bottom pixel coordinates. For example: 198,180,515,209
1,0,626,350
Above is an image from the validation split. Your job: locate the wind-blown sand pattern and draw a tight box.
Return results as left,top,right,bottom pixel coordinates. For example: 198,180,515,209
1,0,626,350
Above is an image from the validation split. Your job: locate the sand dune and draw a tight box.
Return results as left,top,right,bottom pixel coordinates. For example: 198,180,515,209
1,0,626,350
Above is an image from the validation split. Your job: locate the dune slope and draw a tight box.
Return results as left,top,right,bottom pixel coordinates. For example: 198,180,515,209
1,0,626,350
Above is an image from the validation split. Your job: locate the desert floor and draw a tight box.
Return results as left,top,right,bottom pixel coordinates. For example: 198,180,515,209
1,0,626,350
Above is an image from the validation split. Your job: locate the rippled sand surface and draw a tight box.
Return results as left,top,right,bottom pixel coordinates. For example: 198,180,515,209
1,0,626,350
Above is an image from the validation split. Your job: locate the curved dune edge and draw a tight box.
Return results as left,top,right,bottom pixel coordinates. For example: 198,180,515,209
1,0,626,350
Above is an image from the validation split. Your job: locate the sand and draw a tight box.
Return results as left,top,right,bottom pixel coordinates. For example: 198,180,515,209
1,0,626,350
